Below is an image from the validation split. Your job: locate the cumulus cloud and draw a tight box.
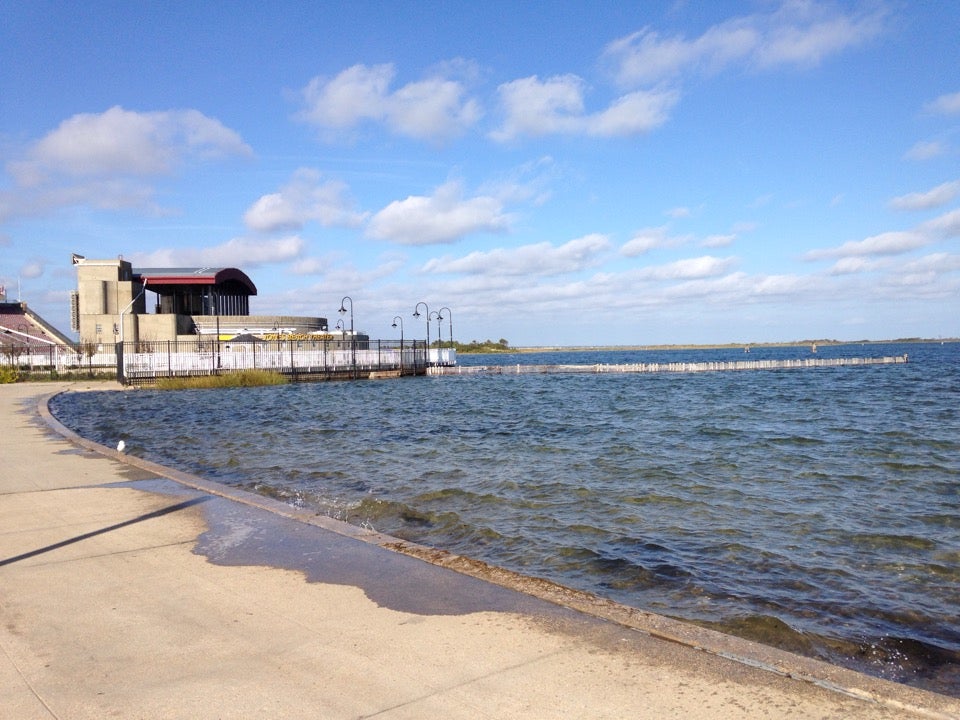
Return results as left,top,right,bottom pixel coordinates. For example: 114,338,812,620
133,235,305,269
621,226,690,257
1,106,251,222
604,2,885,87
422,234,611,277
889,180,960,211
638,255,736,281
367,181,510,245
922,208,960,239
298,63,481,142
807,207,960,271
490,75,677,141
8,106,250,184
244,168,367,233
924,91,960,115
806,230,927,260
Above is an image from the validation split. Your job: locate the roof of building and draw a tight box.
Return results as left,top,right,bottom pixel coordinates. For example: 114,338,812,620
133,267,257,295
0,302,76,348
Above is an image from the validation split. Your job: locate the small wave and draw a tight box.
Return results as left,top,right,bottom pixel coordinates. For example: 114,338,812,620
706,615,819,656
848,532,936,551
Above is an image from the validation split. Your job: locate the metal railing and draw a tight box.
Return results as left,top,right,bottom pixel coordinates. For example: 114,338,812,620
0,343,112,379
117,338,433,383
1,339,456,383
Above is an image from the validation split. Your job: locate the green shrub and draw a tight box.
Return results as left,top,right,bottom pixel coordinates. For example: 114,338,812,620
0,366,20,384
153,370,287,390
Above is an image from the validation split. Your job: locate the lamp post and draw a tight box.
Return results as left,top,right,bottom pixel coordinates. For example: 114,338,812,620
391,315,403,345
429,311,441,348
392,315,404,371
339,296,354,375
117,277,147,383
437,306,452,349
413,302,429,367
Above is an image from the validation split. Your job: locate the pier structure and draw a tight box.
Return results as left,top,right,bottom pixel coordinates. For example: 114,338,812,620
430,355,908,375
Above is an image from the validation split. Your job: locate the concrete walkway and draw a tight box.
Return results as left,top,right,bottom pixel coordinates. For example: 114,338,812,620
1,381,957,719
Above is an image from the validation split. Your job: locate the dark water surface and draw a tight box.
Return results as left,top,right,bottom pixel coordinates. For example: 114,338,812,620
50,342,960,695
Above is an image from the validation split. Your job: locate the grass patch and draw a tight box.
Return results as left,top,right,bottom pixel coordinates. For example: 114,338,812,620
154,369,287,390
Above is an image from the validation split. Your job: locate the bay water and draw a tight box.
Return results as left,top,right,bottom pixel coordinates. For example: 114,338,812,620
50,342,960,695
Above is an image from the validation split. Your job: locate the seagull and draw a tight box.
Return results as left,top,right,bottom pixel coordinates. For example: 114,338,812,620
117,440,126,453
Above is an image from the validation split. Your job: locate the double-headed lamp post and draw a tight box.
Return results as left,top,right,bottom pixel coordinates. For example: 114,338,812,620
438,306,452,349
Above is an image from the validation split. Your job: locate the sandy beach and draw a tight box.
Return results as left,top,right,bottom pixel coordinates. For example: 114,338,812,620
2,381,957,719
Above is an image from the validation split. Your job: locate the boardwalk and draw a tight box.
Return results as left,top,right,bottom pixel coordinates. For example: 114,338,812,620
430,355,908,376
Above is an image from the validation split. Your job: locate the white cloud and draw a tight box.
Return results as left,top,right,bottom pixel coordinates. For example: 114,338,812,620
8,106,250,184
289,257,327,276
921,208,960,239
621,226,690,257
924,91,960,115
904,140,947,161
584,89,679,137
808,207,960,264
20,260,45,279
638,255,736,281
701,233,736,248
1,107,251,222
889,180,960,211
422,234,611,277
604,3,885,87
298,63,480,142
133,236,305,269
827,256,882,275
490,75,586,141
367,181,510,245
490,75,677,141
243,168,367,233
806,230,927,260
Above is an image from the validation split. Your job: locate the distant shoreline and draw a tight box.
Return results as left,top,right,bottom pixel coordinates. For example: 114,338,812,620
499,338,958,354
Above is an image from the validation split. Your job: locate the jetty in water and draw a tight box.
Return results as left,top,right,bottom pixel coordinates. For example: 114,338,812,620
429,354,908,376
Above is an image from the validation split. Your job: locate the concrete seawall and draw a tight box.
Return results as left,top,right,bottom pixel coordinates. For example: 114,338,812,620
2,380,956,719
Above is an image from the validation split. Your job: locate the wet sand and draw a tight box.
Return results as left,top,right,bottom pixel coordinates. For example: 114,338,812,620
2,381,957,719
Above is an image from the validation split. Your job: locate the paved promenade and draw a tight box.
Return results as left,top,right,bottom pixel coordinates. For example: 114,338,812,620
2,381,957,719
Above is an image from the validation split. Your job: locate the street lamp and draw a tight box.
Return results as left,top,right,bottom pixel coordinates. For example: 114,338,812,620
392,315,404,371
391,315,404,346
429,311,441,348
413,302,431,366
338,296,354,335
117,276,148,382
339,296,355,373
437,306,452,349
413,302,429,346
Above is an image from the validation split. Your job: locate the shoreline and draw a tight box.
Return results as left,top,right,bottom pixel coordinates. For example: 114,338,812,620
3,380,958,718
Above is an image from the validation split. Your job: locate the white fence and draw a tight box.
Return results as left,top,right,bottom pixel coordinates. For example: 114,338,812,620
2,340,457,382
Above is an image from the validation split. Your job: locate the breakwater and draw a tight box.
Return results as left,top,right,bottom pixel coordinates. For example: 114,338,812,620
430,354,908,375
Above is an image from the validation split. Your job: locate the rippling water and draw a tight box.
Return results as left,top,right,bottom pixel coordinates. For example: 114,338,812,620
50,342,960,695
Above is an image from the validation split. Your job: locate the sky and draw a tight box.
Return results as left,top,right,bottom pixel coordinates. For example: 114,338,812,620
2,0,959,347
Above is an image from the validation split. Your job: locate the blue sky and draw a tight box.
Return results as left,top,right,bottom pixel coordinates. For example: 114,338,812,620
2,1,958,346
